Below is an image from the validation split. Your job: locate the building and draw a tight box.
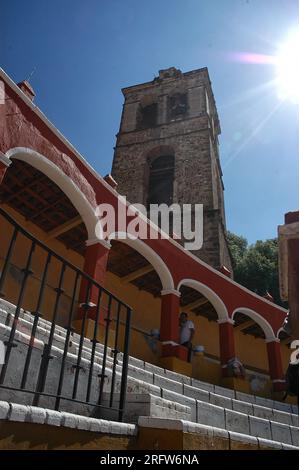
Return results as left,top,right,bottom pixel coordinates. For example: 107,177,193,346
0,67,297,450
112,67,232,271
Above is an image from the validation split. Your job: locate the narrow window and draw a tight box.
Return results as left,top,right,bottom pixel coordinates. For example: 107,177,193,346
137,103,158,129
147,155,174,207
168,93,187,120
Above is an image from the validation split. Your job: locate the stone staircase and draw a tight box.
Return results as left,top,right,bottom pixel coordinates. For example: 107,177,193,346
0,298,298,450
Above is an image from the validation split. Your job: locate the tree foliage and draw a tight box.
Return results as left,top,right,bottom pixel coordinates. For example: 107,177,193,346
227,232,287,307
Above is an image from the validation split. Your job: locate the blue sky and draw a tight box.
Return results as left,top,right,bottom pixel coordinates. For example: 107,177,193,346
2,0,299,244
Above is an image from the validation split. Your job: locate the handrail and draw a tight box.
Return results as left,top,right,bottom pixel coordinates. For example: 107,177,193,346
0,207,132,421
0,207,130,309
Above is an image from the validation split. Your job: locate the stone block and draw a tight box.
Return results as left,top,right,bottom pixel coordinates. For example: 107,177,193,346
271,421,292,445
9,403,28,422
128,365,154,384
0,401,10,420
61,411,80,429
191,378,215,392
272,409,293,425
258,438,282,449
225,409,250,434
249,416,271,439
229,431,258,450
273,402,292,413
282,443,299,450
196,401,225,429
126,377,161,396
162,389,195,421
210,393,232,409
27,405,47,424
183,384,209,402
253,404,273,421
45,409,62,427
214,385,235,398
255,396,274,408
153,374,183,394
235,391,255,403
291,413,299,427
144,363,165,375
232,399,253,415
290,426,299,447
128,357,145,369
164,369,191,385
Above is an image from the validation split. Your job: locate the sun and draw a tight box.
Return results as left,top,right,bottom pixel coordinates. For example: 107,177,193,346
276,31,299,103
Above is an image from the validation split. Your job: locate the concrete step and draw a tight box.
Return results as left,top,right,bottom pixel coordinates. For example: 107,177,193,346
138,416,299,450
99,392,192,423
1,400,296,450
0,298,298,432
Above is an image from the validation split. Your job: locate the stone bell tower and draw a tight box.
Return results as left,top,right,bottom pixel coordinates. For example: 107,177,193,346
111,66,232,272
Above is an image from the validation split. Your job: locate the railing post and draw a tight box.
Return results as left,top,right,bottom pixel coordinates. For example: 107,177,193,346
0,208,132,421
118,307,132,422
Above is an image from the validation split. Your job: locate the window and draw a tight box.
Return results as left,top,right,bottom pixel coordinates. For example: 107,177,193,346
147,155,174,207
168,93,187,120
137,103,158,129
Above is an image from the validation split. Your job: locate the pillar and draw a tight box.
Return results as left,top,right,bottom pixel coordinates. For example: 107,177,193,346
285,212,299,340
218,319,236,377
77,239,110,321
0,153,11,185
266,340,285,392
160,290,187,361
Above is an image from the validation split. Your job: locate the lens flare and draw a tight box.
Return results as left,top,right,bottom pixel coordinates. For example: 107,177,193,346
276,31,299,103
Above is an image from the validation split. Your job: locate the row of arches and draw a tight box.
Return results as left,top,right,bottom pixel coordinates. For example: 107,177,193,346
1,147,284,345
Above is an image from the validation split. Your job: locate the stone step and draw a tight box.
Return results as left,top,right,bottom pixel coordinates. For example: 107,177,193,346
99,392,192,423
1,400,296,450
0,298,298,424
0,400,137,435
2,316,298,438
138,416,299,450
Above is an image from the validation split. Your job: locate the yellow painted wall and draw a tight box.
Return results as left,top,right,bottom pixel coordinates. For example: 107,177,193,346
1,204,291,388
0,204,84,325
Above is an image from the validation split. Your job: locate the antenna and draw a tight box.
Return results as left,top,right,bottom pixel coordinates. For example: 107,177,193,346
26,66,36,83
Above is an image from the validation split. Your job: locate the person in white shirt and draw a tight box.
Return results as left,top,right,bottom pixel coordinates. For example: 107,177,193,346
179,312,195,362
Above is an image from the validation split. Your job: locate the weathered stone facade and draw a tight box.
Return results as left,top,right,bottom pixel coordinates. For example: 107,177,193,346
111,67,232,271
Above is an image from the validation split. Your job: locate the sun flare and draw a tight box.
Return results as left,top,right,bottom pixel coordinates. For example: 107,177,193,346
276,31,299,103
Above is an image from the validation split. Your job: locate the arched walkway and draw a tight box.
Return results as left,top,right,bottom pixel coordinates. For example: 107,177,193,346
5,147,99,241
108,232,174,291
231,307,276,342
177,278,229,322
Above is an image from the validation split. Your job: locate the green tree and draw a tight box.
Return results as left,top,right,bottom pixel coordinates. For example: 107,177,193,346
227,232,287,307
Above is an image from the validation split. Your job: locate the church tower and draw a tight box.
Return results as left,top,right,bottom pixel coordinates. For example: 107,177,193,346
111,67,232,272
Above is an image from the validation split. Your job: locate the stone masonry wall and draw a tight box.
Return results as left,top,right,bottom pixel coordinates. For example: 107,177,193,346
112,67,232,271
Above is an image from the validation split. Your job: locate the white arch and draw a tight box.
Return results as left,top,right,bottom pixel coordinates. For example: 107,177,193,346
276,326,287,340
231,307,276,342
5,147,99,240
177,278,229,321
108,232,174,291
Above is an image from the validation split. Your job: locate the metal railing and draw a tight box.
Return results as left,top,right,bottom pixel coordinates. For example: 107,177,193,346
0,207,132,421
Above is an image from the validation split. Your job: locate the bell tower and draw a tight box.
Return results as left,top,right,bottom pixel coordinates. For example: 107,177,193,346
111,67,232,272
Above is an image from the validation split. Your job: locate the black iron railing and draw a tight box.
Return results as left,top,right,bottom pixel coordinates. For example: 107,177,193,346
0,207,132,421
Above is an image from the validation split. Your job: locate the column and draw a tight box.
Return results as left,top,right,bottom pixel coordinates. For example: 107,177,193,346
0,153,11,185
286,212,299,340
218,319,236,377
266,340,285,392
77,239,110,321
160,289,188,360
